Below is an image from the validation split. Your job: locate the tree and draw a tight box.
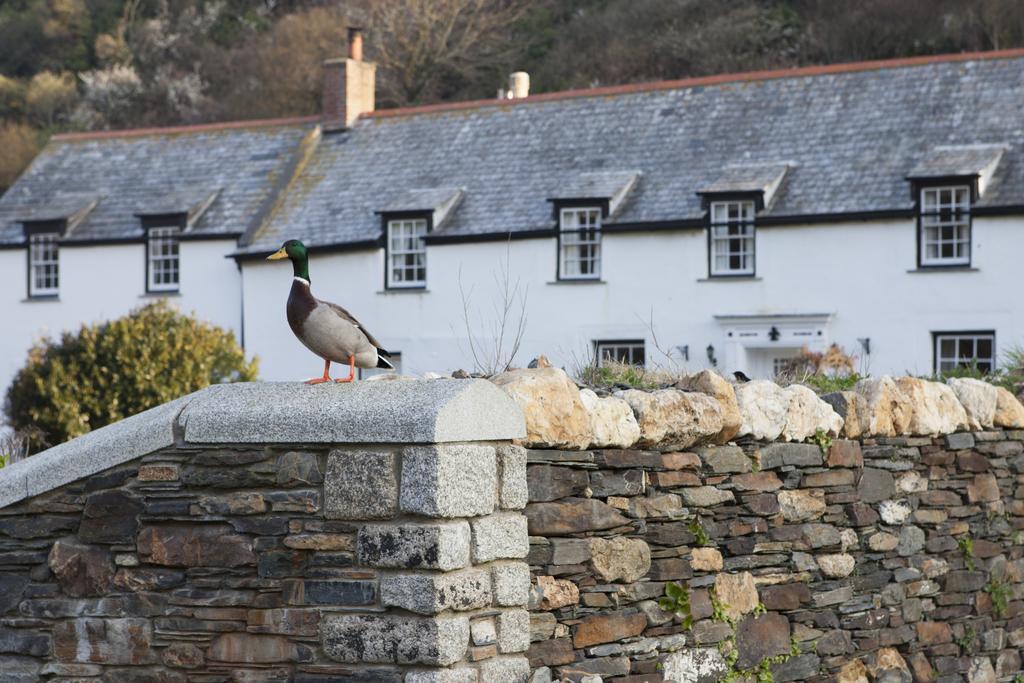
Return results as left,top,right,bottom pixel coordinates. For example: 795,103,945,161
26,71,78,127
0,123,39,193
4,301,258,451
362,0,530,106
212,5,351,120
0,75,27,119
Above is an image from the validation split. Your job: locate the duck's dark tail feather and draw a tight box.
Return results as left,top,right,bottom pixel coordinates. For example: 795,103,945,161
377,350,395,370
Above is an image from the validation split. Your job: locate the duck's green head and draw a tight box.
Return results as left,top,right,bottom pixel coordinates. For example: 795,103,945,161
267,239,310,281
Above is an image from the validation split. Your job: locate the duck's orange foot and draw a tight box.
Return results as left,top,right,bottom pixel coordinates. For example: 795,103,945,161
305,377,331,385
333,355,356,384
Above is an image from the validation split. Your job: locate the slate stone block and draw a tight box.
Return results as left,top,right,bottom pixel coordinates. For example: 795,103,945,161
53,618,156,664
525,498,628,535
79,490,144,544
137,524,255,567
283,579,377,606
857,468,896,503
734,612,790,670
527,464,589,502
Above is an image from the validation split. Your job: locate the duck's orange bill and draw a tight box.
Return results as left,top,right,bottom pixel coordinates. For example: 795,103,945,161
267,248,288,260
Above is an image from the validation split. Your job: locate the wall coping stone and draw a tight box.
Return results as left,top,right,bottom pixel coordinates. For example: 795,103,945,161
0,379,525,510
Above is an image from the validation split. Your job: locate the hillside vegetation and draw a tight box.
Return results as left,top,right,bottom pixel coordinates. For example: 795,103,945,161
1,0,1023,190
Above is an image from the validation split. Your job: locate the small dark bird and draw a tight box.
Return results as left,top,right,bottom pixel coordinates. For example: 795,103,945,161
733,371,752,383
267,240,393,384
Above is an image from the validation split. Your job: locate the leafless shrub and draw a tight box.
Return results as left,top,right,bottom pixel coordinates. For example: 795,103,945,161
457,239,528,376
0,425,36,466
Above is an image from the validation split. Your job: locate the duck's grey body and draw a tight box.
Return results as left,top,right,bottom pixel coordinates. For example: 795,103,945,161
286,277,392,369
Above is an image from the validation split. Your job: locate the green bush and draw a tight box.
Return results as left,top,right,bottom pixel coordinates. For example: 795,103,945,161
4,302,258,451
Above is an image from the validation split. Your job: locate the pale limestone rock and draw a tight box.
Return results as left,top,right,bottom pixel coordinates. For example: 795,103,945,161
837,658,869,683
777,489,826,522
817,553,856,578
615,389,722,450
895,377,968,436
676,370,742,443
840,529,859,551
536,576,579,610
947,377,998,430
578,389,641,449
868,648,911,683
821,391,868,439
868,532,899,552
735,380,789,441
492,368,591,449
691,547,723,571
713,572,760,622
994,387,1024,428
879,499,912,525
587,537,651,583
896,471,928,494
781,384,844,441
854,376,913,437
662,647,729,683
967,656,996,683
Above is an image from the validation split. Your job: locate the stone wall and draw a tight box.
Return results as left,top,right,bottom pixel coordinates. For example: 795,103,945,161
522,432,1024,682
3,371,1024,683
0,380,529,682
485,368,1024,683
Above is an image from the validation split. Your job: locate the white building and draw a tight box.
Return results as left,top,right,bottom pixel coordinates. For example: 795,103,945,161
2,42,1023,389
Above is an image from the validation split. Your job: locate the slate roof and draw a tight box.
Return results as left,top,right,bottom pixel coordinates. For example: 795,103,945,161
2,52,1023,253
0,119,316,246
241,51,1024,253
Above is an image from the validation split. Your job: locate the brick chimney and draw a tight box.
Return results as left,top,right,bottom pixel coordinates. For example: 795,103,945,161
322,27,376,131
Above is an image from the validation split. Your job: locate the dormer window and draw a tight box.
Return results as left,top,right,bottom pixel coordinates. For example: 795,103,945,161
698,164,785,279
147,223,181,293
558,206,602,280
709,200,755,276
28,231,60,297
386,217,428,288
919,185,971,267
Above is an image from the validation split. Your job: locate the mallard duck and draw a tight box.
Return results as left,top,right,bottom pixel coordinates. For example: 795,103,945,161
267,240,393,384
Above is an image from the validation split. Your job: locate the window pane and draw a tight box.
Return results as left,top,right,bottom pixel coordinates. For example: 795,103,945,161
709,201,755,275
920,185,970,266
29,232,60,296
387,218,427,287
148,226,180,291
595,340,645,367
560,207,602,280
935,333,995,374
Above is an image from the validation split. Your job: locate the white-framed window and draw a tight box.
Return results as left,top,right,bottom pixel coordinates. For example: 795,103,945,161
920,185,971,266
595,339,645,367
147,226,180,292
709,200,755,276
359,352,402,380
934,331,995,374
387,218,428,288
559,206,602,280
28,232,60,297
